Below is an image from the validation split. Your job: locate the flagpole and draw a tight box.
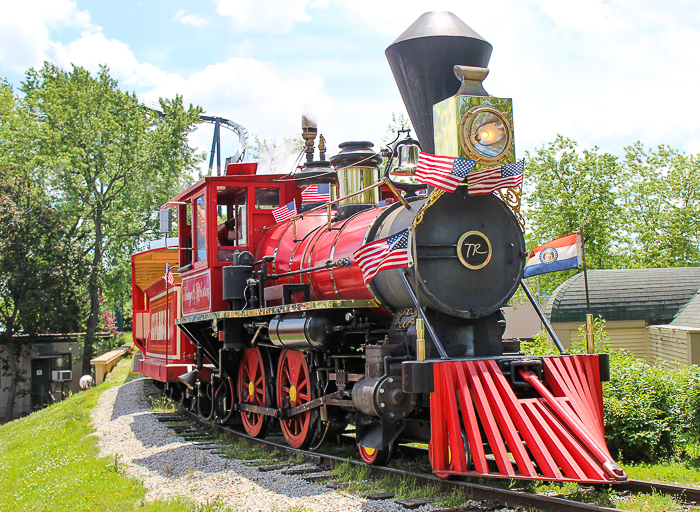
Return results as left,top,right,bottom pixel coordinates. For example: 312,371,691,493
579,226,594,354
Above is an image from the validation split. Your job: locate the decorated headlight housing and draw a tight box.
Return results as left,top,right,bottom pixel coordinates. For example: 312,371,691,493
460,105,513,165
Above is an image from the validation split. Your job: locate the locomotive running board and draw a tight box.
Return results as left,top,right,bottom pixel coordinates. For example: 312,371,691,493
430,355,627,483
175,299,378,325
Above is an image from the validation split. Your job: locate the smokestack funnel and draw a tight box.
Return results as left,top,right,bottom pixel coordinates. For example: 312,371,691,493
386,12,493,154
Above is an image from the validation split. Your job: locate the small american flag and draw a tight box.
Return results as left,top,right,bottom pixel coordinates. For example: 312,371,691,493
353,229,410,284
164,263,174,286
301,184,331,203
272,200,297,223
416,188,427,197
416,152,475,192
467,160,524,196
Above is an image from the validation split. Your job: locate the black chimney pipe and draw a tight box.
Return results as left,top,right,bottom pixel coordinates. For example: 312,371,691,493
385,12,493,154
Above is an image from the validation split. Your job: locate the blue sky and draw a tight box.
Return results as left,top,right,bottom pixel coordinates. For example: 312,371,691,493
2,0,700,173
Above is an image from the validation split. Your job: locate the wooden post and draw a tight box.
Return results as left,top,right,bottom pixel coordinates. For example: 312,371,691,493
165,266,169,369
579,226,594,354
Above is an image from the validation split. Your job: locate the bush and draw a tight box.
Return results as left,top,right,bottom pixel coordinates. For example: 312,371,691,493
522,317,700,463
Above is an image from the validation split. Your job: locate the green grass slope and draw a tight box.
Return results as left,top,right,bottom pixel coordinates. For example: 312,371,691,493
0,358,199,512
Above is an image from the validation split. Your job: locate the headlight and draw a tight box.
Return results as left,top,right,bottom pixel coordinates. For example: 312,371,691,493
459,105,513,165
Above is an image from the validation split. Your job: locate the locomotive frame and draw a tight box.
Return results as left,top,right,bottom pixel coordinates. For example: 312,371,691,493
131,11,628,484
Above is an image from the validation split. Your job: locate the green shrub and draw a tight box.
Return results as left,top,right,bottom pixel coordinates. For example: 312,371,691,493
522,317,700,463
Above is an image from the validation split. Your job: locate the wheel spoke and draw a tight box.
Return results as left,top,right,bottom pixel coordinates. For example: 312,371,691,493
289,357,301,385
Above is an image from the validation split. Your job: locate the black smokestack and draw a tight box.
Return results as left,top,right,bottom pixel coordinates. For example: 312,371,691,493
385,12,492,154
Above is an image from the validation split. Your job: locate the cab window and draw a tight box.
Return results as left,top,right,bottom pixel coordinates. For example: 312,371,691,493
255,188,280,210
217,186,248,263
194,194,206,262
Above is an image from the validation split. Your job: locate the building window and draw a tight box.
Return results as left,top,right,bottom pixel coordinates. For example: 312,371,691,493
52,354,72,372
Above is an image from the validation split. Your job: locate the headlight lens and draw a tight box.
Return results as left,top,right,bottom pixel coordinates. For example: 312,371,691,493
460,106,513,164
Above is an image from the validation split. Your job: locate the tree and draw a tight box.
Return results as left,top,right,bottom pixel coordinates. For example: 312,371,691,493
523,135,623,294
247,134,304,174
0,173,86,422
21,63,203,375
621,143,700,268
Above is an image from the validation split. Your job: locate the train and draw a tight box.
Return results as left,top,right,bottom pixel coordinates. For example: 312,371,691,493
131,11,627,483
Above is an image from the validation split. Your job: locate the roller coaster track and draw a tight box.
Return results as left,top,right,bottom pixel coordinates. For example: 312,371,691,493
137,97,248,175
156,405,700,512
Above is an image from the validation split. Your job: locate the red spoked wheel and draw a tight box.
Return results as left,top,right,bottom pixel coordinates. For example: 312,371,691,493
429,430,471,479
359,444,393,466
276,349,318,449
238,348,273,438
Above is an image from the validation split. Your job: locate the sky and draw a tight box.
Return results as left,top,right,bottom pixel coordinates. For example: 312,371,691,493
2,0,700,174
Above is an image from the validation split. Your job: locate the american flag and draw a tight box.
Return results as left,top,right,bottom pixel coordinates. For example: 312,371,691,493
416,152,476,192
301,183,331,203
416,188,427,197
353,229,410,284
164,263,174,286
272,199,297,223
467,160,524,196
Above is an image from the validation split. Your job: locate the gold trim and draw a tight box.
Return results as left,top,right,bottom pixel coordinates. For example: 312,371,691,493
176,299,378,324
413,188,444,228
496,183,525,231
457,230,492,270
459,105,513,165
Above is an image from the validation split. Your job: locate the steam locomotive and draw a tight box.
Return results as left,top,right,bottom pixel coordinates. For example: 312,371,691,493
131,12,627,483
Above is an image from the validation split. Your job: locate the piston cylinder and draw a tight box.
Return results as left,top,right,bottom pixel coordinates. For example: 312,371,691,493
352,375,416,418
267,313,336,350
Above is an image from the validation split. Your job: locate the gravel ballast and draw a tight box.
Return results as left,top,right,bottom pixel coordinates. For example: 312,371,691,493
91,376,438,512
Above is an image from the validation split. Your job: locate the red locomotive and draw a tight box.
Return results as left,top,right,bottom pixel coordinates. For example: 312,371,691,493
131,11,627,483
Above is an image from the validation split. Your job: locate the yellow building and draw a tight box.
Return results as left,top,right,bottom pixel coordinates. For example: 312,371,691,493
544,268,700,365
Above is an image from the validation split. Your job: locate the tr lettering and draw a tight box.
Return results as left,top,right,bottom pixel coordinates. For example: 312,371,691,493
463,243,487,257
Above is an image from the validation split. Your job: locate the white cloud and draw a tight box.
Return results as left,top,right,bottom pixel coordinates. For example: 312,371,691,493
0,0,94,72
53,31,139,77
172,9,208,27
215,0,312,34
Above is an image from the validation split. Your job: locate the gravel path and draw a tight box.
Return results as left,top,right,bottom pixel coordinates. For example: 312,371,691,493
91,376,439,512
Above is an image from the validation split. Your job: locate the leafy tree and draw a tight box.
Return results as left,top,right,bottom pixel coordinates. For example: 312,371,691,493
621,143,700,268
0,173,86,422
523,135,623,294
247,134,304,174
21,63,203,374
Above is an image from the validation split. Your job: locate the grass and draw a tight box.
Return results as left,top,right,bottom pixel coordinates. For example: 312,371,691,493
0,356,228,512
147,393,178,414
524,480,683,512
622,460,700,487
222,439,280,462
435,488,475,508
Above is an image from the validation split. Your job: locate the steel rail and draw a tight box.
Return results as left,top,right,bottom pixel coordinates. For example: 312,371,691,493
174,406,624,512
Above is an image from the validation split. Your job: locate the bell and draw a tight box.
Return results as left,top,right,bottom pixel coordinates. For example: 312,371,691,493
392,137,421,176
178,369,199,389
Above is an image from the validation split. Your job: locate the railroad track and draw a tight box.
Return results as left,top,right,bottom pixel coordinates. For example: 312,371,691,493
145,404,700,512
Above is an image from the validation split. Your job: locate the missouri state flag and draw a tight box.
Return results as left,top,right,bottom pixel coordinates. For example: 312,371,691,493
523,233,582,278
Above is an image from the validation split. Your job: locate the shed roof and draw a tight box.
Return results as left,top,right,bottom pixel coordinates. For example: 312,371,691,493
670,290,700,329
544,267,700,324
